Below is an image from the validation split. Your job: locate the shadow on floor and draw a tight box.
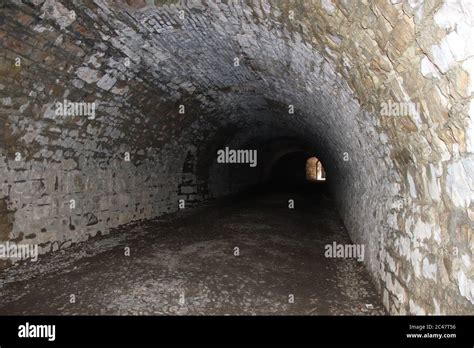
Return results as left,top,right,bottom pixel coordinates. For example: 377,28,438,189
0,186,385,315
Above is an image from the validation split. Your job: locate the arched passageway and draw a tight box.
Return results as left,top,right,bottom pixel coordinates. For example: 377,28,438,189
0,0,473,315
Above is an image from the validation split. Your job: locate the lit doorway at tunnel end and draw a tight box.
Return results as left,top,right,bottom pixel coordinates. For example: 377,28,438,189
306,156,326,182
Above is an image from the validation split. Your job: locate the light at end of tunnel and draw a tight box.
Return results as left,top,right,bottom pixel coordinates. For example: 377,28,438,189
306,157,326,182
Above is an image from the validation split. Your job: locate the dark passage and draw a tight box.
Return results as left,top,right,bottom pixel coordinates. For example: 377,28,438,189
0,189,384,315
268,152,310,188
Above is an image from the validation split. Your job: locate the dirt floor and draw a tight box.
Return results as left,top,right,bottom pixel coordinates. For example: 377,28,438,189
0,189,385,315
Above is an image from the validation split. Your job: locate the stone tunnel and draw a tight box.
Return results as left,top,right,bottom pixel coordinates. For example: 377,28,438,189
0,0,473,315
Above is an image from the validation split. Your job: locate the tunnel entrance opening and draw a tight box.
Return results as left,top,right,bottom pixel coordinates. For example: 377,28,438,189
264,151,328,195
306,157,326,182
